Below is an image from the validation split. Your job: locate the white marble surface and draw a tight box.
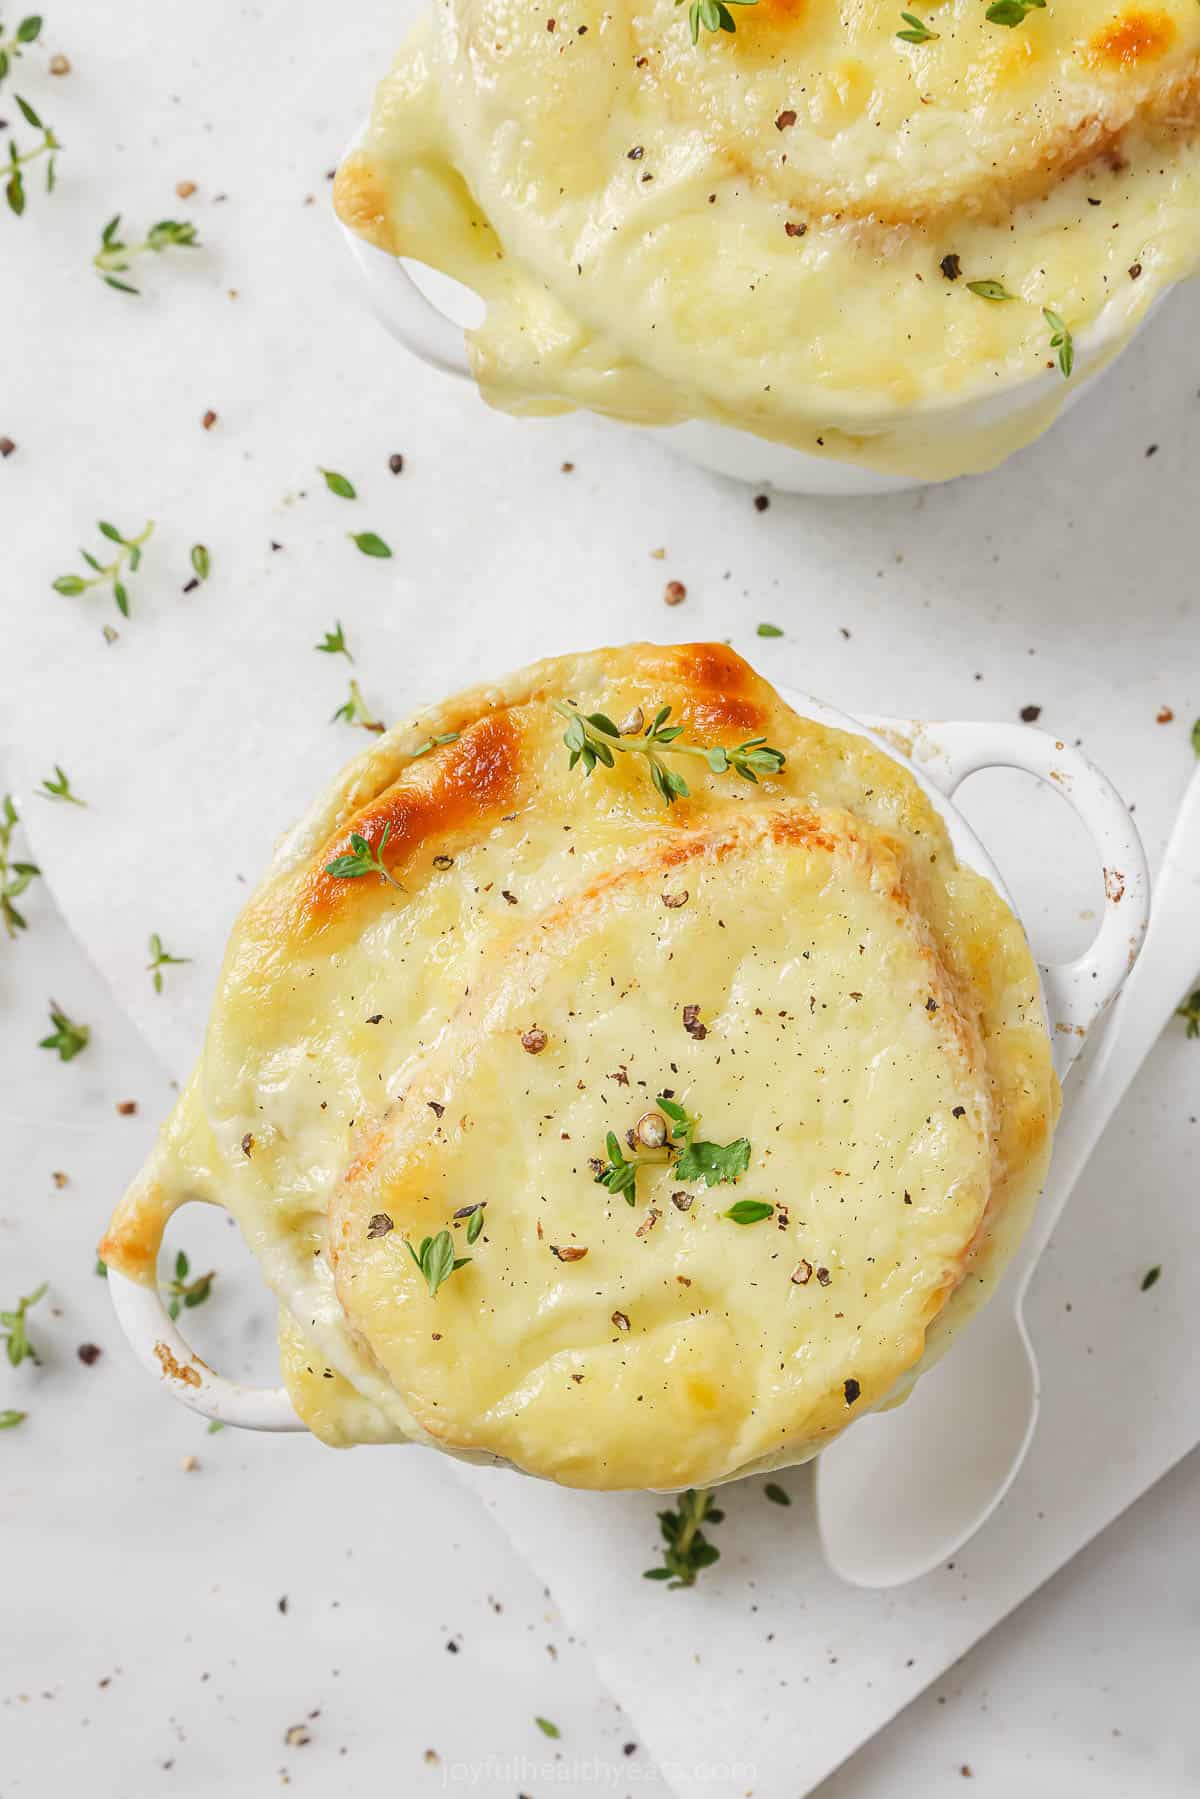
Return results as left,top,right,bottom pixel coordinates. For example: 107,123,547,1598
2,1,1199,1793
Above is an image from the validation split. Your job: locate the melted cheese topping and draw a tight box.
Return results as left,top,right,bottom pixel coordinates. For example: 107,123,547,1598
335,0,1200,477
331,809,994,1489
102,644,1058,1488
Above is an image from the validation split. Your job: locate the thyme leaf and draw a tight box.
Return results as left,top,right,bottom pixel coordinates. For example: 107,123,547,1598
1,792,40,937
1,1281,47,1366
676,0,757,44
39,1001,88,1061
147,932,190,994
644,1487,724,1587
164,1250,215,1321
38,765,84,805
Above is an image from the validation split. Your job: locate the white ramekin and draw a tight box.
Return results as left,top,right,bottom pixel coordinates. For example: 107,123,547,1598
340,219,1165,494
107,702,1149,1434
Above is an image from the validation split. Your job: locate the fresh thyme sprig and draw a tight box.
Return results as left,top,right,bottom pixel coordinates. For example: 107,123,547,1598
2,1282,47,1366
147,932,189,993
315,620,352,660
332,678,384,732
38,765,84,805
985,0,1045,24
1177,990,1200,1039
39,1001,88,1061
404,1228,471,1298
0,14,42,86
93,214,200,294
676,0,756,44
324,821,404,890
53,519,154,617
595,1130,663,1206
644,1488,724,1588
555,700,785,807
1,792,40,938
967,279,1013,301
595,1098,751,1204
5,94,59,215
1043,307,1074,378
897,11,938,40
164,1250,215,1321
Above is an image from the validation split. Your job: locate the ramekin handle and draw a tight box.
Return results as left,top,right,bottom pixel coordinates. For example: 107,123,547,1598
907,723,1150,1077
107,1193,304,1431
341,226,473,381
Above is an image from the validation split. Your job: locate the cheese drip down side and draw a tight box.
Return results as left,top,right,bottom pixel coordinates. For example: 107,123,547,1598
335,1,1200,477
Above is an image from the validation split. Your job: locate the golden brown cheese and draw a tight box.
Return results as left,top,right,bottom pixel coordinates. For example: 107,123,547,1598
335,0,1200,476
103,644,1059,1487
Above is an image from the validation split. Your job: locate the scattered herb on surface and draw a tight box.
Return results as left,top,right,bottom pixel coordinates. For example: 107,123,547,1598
1141,1265,1161,1291
465,1205,486,1245
966,279,1013,301
595,1100,750,1203
658,1096,751,1188
1175,990,1200,1038
595,1130,659,1207
94,1257,107,1278
349,531,392,559
764,1482,791,1506
756,622,784,638
677,1135,752,1188
331,678,385,732
1191,717,1200,757
985,0,1045,23
319,468,356,500
0,1408,27,1428
315,620,352,661
724,1198,775,1224
1,793,40,937
535,1718,561,1740
39,1001,88,1060
404,1229,470,1298
644,1487,724,1588
2,1282,46,1365
555,700,784,808
897,11,938,40
93,214,200,293
1043,307,1074,378
5,94,59,215
324,822,404,890
147,932,190,993
53,519,154,617
164,1250,214,1321
36,762,82,805
676,0,756,45
189,543,210,582
37,764,84,805
0,15,43,88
